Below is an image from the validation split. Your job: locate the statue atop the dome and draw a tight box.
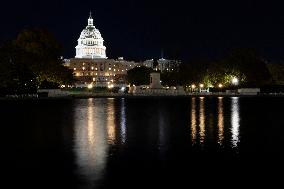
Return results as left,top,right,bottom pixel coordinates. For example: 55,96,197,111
88,11,94,26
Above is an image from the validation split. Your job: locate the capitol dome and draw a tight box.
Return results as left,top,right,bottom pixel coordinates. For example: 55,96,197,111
75,12,107,59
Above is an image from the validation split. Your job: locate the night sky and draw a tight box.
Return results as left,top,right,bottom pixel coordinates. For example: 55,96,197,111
1,0,284,62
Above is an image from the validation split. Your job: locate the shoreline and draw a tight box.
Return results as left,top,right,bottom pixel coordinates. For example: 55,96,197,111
1,93,284,100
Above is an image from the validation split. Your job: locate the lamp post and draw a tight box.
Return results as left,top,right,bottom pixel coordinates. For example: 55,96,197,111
87,83,93,93
199,84,204,93
218,83,223,93
232,77,238,85
191,84,196,93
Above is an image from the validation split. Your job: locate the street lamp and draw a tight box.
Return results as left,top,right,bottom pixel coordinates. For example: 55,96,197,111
87,83,93,89
199,84,204,93
191,84,196,93
87,83,93,93
232,77,239,85
108,84,114,89
218,83,223,88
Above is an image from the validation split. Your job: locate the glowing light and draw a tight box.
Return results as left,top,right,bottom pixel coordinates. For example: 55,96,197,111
82,67,85,70
87,83,93,89
218,84,223,88
232,77,239,85
191,84,196,89
108,84,114,89
199,84,204,88
74,68,76,70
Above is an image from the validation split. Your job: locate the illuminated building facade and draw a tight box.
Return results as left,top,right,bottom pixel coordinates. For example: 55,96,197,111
69,57,138,87
75,12,106,59
143,58,181,72
67,13,141,87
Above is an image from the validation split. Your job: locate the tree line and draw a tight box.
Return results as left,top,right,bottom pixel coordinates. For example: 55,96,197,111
127,48,279,89
0,28,74,96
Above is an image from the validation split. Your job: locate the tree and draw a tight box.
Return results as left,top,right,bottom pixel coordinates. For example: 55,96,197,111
0,28,74,95
220,48,272,86
0,41,37,96
126,66,153,85
14,28,74,86
202,48,272,87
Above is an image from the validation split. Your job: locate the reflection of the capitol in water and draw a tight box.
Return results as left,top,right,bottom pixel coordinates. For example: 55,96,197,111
73,98,119,187
73,97,241,186
190,97,240,148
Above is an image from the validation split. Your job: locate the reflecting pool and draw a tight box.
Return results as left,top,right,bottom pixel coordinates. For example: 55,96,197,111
1,97,284,188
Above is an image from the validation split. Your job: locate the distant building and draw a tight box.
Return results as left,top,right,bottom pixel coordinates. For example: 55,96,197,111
64,12,141,87
143,58,181,72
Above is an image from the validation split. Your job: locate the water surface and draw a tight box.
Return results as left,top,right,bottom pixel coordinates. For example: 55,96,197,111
1,97,283,188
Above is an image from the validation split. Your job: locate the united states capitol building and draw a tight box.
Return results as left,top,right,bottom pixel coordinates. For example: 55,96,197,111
65,13,181,87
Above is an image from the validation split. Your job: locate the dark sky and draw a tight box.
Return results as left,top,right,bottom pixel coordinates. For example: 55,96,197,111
1,0,284,61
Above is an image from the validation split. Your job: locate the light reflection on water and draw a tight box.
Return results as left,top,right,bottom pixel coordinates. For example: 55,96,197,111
190,96,240,147
199,97,206,144
120,98,126,144
106,98,116,145
191,97,197,144
231,97,240,148
73,97,241,186
73,98,114,186
218,97,224,145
